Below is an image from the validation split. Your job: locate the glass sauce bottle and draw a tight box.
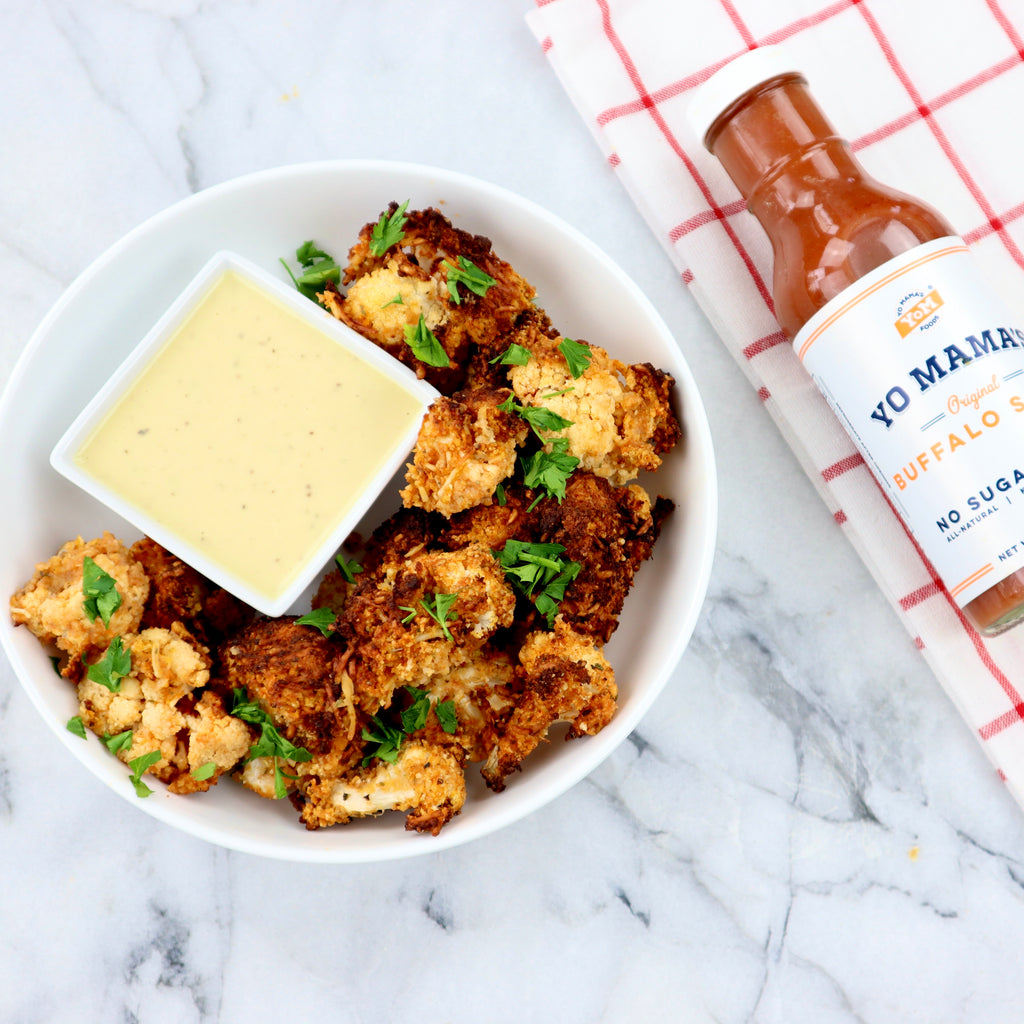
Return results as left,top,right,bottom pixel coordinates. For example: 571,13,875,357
691,47,1024,636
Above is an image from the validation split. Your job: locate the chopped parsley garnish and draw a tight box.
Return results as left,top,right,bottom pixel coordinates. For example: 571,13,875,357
558,337,592,378
66,715,87,740
295,608,336,637
494,482,507,506
84,636,131,693
493,539,581,628
404,314,450,367
400,686,433,733
381,293,404,308
280,240,341,301
444,256,497,304
82,556,121,628
103,729,134,756
128,749,162,798
335,553,363,583
50,656,62,677
398,592,459,642
230,688,312,799
363,686,459,766
435,699,458,734
497,394,573,440
489,342,532,366
191,761,218,782
521,438,580,508
361,715,404,766
369,200,410,257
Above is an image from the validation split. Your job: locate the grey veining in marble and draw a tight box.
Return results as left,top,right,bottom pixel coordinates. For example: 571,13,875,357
4,3,1024,1023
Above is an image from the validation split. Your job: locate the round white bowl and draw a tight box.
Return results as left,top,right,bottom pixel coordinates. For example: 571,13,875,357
0,161,717,862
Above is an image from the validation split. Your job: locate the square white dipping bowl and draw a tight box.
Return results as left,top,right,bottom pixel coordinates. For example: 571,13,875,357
50,251,438,617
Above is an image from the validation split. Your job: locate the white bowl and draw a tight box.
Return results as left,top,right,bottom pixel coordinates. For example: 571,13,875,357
49,251,437,617
0,161,717,862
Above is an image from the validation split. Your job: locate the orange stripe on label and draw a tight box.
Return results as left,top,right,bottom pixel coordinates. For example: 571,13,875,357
796,244,968,361
950,563,995,598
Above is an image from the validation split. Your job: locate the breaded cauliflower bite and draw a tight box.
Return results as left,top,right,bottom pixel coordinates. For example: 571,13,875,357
401,385,528,517
218,617,360,796
77,624,253,794
319,205,537,394
297,739,467,834
338,541,517,711
507,315,681,485
482,620,616,791
10,533,148,677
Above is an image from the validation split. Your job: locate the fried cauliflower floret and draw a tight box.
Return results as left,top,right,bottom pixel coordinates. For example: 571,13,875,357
406,644,517,763
438,482,539,553
320,205,537,394
508,319,681,485
10,533,148,676
171,690,254,794
338,542,517,711
76,625,249,792
533,472,667,644
130,537,256,650
297,739,466,834
218,617,359,792
401,385,528,517
481,620,616,791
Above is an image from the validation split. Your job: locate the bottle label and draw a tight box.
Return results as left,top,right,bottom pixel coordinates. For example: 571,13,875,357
794,236,1024,608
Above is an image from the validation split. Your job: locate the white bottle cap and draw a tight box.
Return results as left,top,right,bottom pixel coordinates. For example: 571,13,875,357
687,45,802,148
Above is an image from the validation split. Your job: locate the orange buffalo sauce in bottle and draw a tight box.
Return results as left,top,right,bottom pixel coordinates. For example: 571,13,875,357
689,46,1024,636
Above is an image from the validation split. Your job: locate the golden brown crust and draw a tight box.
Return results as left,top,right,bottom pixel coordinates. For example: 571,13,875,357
10,533,149,678
481,620,616,791
297,739,466,834
401,385,528,517
218,617,357,774
320,206,537,395
507,317,682,485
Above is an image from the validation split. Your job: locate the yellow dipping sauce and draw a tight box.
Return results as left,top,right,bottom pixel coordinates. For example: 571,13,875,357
74,270,424,601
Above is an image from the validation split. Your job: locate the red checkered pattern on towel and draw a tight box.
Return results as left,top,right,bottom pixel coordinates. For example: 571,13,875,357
526,0,1024,805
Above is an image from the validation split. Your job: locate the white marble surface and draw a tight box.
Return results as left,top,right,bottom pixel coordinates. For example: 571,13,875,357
3,3,1024,1022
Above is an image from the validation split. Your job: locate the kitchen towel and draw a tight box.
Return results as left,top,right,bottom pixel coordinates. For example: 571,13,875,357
526,0,1024,805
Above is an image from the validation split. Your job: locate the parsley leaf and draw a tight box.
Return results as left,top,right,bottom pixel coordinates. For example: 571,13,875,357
558,337,592,378
84,636,131,693
403,315,450,367
401,686,432,733
494,482,507,506
362,687,460,766
497,394,573,440
401,592,459,642
191,760,218,781
103,729,134,756
230,688,312,799
280,240,341,301
521,438,580,508
489,342,532,366
369,200,410,257
230,688,312,763
295,608,336,637
435,699,458,734
444,256,497,304
66,715,87,740
82,556,121,627
335,553,363,584
128,749,162,798
381,293,404,308
493,539,581,628
361,714,404,766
